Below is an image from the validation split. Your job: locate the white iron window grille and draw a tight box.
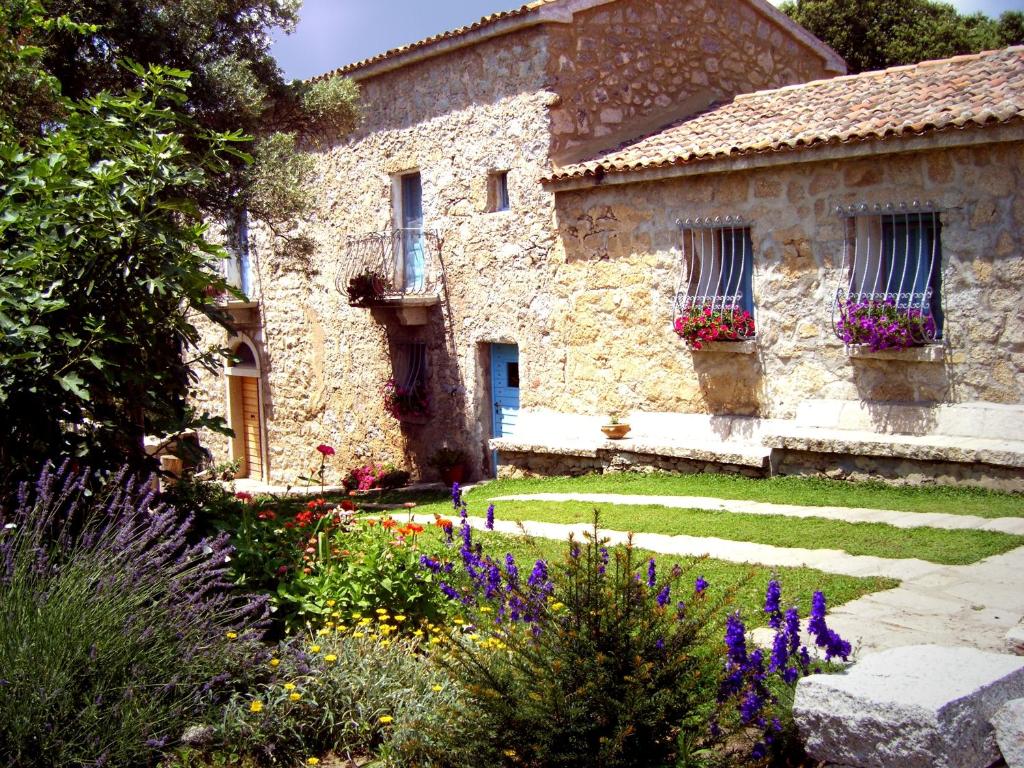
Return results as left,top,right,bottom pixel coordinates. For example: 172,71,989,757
832,202,943,349
673,217,755,340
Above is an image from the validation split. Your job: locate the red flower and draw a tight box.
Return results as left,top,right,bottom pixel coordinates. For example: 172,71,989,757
257,510,276,521
406,522,424,534
234,491,253,502
381,518,398,530
316,444,335,456
340,500,356,511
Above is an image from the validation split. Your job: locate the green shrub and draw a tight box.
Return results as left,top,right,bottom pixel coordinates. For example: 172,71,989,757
0,463,268,767
431,519,734,768
204,633,462,766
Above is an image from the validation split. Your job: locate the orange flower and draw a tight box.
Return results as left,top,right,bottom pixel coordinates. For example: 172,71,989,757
366,519,377,527
433,515,453,530
381,518,398,530
406,522,424,534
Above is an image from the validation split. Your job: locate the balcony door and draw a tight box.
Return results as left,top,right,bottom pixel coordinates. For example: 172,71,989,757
399,172,425,292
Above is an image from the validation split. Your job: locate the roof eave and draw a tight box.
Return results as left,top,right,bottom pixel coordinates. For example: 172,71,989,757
543,121,1024,192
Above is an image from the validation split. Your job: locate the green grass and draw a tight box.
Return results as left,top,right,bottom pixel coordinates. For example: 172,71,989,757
456,499,1021,565
470,472,1024,519
471,529,897,628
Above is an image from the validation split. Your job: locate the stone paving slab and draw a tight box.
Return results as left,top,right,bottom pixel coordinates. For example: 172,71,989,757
488,492,1024,535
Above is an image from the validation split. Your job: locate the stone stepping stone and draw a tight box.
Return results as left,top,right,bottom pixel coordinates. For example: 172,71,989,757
793,644,1024,768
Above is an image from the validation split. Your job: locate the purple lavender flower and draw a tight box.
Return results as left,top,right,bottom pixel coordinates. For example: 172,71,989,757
597,546,609,575
695,576,708,594
764,578,782,628
724,612,747,665
656,584,670,607
504,553,519,589
739,690,764,724
451,482,461,509
485,503,495,530
646,558,656,588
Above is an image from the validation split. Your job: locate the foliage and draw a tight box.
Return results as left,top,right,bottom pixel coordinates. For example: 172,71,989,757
176,633,461,768
342,462,410,491
27,0,360,225
382,378,430,420
276,514,453,633
0,462,268,767
430,514,731,768
346,270,391,306
780,0,1024,73
674,305,756,350
0,59,244,475
835,298,937,350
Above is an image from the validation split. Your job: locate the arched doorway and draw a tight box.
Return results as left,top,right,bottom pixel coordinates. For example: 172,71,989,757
225,338,265,480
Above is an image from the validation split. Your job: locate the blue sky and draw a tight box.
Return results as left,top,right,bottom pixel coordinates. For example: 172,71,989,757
271,0,1024,81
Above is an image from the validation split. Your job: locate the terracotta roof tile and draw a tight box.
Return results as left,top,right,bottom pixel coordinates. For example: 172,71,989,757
546,46,1024,183
307,1,555,82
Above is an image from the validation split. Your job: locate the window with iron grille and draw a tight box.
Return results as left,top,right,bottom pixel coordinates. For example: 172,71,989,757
384,341,429,420
833,204,943,350
673,218,755,347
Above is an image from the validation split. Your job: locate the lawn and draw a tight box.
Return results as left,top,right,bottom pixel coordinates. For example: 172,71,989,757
471,529,898,627
466,472,1024,518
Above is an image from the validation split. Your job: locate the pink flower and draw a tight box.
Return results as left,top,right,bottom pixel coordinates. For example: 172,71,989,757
316,444,335,456
235,491,253,502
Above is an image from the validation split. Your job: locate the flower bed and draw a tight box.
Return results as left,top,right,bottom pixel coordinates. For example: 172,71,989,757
382,377,429,420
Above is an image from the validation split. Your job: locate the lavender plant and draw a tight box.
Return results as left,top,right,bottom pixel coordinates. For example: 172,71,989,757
428,511,734,768
0,462,268,767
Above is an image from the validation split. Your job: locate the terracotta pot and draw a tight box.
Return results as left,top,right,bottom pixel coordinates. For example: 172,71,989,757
441,464,465,485
601,424,631,439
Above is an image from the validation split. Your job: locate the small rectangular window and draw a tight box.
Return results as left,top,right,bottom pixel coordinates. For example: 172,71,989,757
673,222,756,343
506,361,519,388
834,209,942,346
488,170,510,212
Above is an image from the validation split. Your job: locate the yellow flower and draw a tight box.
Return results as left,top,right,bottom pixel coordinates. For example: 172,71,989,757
324,654,337,663
550,602,565,611
269,658,280,667
326,599,336,607
309,644,321,653
225,631,238,640
289,692,302,701
375,608,388,615
478,606,492,614
317,628,330,636
359,617,372,626
283,682,296,691
337,625,348,632
378,715,394,724
353,632,365,638
352,612,362,619
413,629,424,637
431,684,443,692
249,700,263,713
504,749,517,758
306,759,320,766
393,614,406,622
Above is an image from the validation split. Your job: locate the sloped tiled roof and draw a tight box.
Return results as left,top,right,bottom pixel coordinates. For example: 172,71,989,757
546,46,1024,183
308,1,555,81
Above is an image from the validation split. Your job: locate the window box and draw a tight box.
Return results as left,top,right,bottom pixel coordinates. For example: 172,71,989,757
687,339,758,354
845,344,945,362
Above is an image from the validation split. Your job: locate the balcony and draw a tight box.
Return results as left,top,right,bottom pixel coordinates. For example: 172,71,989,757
337,229,442,325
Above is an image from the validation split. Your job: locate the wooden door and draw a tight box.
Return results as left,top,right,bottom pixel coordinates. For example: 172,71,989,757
240,377,263,480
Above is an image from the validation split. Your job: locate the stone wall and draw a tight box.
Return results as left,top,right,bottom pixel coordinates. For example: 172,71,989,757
193,27,561,483
545,0,839,161
544,138,1024,420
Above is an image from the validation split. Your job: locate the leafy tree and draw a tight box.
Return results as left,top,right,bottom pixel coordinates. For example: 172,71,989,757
24,0,359,226
0,20,246,474
780,0,1019,73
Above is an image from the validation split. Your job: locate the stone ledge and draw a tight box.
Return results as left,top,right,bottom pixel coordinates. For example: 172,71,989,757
764,426,1024,469
846,344,946,362
489,436,770,468
687,340,757,354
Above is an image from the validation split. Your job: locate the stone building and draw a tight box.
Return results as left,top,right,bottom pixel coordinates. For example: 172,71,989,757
194,0,1024,490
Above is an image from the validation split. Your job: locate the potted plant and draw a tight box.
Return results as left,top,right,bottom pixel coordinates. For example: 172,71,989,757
429,446,467,485
382,378,429,421
836,298,937,351
346,270,391,307
674,305,755,350
601,413,631,440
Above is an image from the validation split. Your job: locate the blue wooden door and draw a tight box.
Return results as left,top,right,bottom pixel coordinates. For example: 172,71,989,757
490,344,520,440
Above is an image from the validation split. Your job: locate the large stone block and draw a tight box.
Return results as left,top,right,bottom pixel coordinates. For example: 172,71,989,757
992,698,1024,768
793,645,1024,768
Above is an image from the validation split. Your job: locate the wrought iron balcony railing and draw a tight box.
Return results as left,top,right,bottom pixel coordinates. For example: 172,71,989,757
337,228,442,306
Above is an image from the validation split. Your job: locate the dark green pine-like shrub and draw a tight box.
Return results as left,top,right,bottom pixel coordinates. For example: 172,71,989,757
0,462,269,767
433,518,734,768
